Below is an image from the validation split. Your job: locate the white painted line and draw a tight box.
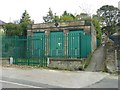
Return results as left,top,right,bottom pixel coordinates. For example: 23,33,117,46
0,80,41,88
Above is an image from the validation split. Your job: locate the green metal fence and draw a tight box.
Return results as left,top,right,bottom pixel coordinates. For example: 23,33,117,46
2,31,92,66
2,36,47,66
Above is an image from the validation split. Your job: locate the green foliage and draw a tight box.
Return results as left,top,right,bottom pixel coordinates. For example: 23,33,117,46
60,14,74,21
4,23,22,36
92,16,102,40
43,9,91,22
43,8,54,22
20,10,32,24
20,10,32,36
58,11,75,21
97,5,119,35
4,10,32,36
54,15,60,22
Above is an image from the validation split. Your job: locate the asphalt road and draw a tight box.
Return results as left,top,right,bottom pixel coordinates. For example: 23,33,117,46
0,76,61,88
1,81,36,88
86,75,119,88
0,75,119,88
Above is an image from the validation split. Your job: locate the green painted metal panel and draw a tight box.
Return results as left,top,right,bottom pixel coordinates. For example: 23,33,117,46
68,30,91,58
49,31,64,57
81,33,91,58
68,30,84,58
33,32,45,57
2,36,47,67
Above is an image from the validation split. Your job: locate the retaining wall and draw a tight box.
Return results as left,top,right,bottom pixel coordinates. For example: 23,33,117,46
48,58,84,70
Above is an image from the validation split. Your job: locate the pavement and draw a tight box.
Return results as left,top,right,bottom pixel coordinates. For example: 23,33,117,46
0,65,110,88
85,46,105,72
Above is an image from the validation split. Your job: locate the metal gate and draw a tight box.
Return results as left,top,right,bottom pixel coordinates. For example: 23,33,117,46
2,36,47,66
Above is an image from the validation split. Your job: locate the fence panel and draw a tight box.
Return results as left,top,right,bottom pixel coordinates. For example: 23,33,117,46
2,36,47,67
2,32,92,66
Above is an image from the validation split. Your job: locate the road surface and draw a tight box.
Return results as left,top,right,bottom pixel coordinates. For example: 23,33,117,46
0,66,109,88
86,46,105,72
1,81,39,88
86,75,119,88
0,76,60,88
0,75,119,88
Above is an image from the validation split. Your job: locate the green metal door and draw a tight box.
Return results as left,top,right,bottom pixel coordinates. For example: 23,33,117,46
80,33,91,58
33,32,45,58
68,30,84,58
49,31,64,57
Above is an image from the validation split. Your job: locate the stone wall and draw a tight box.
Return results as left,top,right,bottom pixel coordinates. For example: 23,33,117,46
0,58,9,64
105,39,116,73
48,58,84,71
32,21,85,29
27,20,92,36
91,24,97,52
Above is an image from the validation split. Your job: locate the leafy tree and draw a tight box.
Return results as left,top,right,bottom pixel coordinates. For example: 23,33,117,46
54,13,60,22
4,10,32,36
20,10,32,24
92,15,102,42
20,10,32,36
75,13,91,21
43,10,77,22
4,23,22,36
43,8,54,22
97,5,119,35
59,11,75,21
43,8,93,23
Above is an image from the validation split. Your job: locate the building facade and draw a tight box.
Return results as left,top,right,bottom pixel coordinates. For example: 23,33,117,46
27,20,96,58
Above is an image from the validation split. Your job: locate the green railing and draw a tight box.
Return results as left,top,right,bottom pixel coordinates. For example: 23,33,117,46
1,32,92,66
1,36,47,66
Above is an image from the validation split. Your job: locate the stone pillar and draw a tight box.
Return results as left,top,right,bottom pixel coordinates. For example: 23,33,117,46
45,30,50,56
27,29,33,36
64,30,69,57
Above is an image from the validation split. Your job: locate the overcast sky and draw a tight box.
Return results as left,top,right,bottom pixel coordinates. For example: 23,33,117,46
0,0,119,23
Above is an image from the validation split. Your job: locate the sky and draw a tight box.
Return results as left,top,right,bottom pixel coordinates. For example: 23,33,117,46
0,0,120,23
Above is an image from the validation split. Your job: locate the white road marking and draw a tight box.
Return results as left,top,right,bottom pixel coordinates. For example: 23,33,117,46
0,80,41,88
